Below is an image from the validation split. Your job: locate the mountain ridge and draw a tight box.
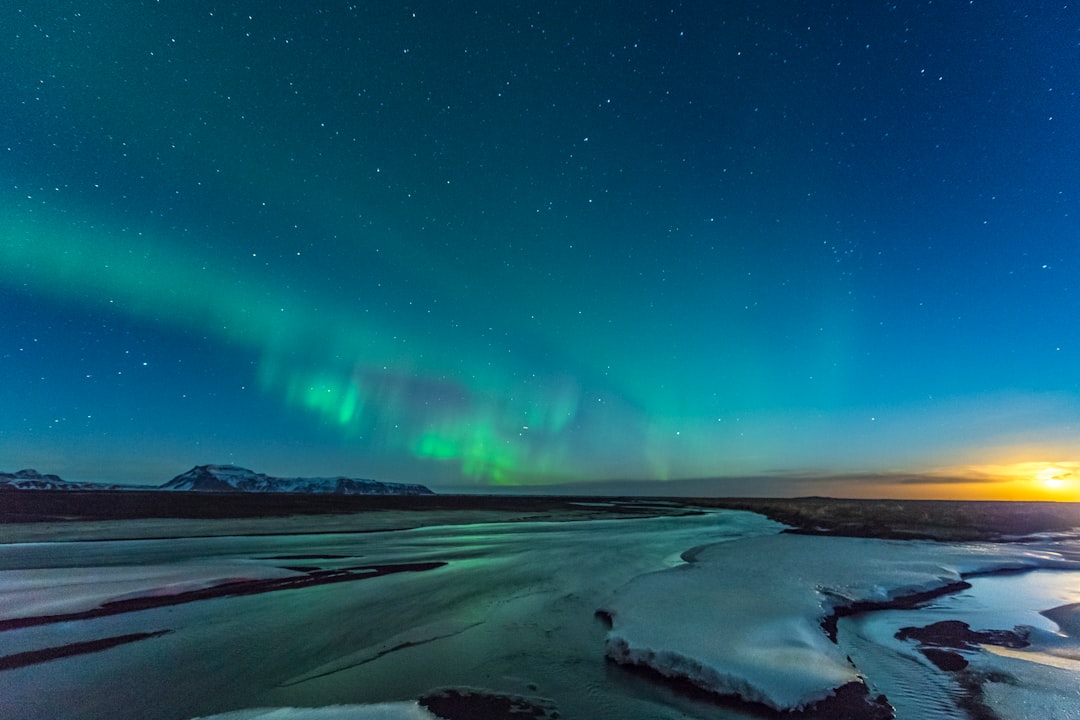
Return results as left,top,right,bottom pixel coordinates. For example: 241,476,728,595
161,464,434,496
0,465,435,495
0,469,123,491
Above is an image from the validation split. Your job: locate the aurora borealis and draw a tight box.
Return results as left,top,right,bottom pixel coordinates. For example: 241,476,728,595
2,2,1078,496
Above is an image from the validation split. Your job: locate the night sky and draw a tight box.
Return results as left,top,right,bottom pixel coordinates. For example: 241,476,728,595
2,2,1078,497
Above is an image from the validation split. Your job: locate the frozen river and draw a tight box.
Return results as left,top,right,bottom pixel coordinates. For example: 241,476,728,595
2,508,1079,719
0,510,784,720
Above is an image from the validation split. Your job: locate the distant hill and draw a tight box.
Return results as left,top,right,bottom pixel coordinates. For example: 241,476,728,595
0,465,434,496
0,469,122,491
161,464,435,496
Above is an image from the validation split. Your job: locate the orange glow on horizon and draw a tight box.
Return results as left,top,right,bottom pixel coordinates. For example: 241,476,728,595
809,461,1080,501
910,461,1080,502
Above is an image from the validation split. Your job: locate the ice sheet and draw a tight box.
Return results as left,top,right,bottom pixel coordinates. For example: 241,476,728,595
601,534,1080,710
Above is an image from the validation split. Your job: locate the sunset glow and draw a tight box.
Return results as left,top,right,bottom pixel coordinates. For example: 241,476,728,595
1036,466,1072,490
914,461,1080,502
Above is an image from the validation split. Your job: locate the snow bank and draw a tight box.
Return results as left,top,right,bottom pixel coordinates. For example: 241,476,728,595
601,534,1080,711
189,704,437,720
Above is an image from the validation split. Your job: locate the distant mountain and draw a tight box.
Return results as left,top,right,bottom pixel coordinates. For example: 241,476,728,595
0,465,435,495
0,469,121,491
161,464,435,495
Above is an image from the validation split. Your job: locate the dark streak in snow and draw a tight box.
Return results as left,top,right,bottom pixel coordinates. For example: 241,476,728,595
0,630,172,671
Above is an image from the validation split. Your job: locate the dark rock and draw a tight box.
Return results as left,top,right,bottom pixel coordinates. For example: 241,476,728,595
895,620,1029,652
419,687,560,720
921,648,969,672
795,681,894,720
895,620,1027,681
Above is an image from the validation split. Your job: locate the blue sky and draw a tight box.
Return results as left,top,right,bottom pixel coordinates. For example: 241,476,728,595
1,2,1077,494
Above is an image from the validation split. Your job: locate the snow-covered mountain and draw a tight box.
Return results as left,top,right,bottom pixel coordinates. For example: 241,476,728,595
0,469,121,490
1,465,435,495
161,464,435,495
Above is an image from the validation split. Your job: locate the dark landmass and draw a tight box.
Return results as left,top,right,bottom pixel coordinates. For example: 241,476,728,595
693,496,1080,541
3,491,1077,543
0,489,696,524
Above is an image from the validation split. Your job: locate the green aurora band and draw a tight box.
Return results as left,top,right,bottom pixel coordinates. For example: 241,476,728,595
1,192,970,485
0,192,599,484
